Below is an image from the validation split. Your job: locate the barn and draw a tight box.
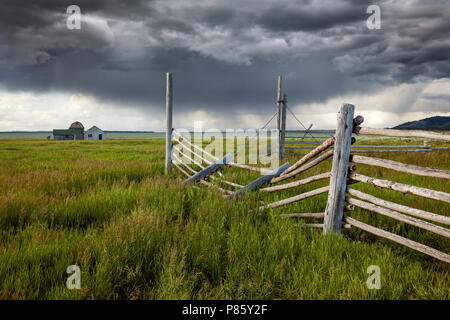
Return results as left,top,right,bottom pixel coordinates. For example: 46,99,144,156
85,126,106,140
53,121,85,140
53,122,106,140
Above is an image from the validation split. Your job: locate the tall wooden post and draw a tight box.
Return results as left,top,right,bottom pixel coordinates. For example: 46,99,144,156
276,76,282,158
280,93,287,159
165,72,173,174
323,103,355,234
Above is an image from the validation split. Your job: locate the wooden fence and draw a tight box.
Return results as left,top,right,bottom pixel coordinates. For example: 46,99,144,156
164,73,450,264
341,117,450,263
284,138,440,158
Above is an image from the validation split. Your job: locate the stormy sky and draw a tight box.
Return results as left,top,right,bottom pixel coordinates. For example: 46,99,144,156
0,0,449,131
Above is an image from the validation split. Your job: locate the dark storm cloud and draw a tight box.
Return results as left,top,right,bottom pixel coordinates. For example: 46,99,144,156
0,0,449,116
0,0,154,26
257,2,368,32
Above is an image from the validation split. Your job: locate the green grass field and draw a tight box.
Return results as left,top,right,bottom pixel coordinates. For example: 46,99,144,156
0,138,448,299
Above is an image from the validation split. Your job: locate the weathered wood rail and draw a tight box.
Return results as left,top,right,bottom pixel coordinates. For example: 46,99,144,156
351,155,450,179
348,173,450,203
346,188,450,225
355,127,450,141
344,216,450,264
228,162,291,200
271,149,334,183
261,172,331,192
182,153,233,184
283,118,448,158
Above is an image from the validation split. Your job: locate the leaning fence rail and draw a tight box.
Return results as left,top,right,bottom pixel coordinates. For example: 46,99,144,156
262,172,331,193
259,186,330,210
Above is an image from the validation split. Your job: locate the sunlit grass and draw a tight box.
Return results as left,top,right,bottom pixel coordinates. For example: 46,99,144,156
0,138,448,299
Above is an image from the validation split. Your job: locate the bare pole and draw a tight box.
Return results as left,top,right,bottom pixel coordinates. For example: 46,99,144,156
323,103,355,234
280,93,287,159
165,72,173,174
276,75,282,158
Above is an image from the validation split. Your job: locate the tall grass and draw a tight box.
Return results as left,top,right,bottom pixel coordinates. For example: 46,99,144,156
0,139,448,299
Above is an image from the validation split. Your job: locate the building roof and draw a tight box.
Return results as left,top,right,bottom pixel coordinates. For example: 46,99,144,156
86,126,103,132
53,129,82,135
69,121,84,130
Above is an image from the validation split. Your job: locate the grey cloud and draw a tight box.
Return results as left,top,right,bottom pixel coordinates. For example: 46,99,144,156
0,0,154,25
0,0,449,120
257,2,368,32
422,93,450,102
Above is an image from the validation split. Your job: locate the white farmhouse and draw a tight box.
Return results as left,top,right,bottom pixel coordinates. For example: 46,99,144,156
85,126,106,140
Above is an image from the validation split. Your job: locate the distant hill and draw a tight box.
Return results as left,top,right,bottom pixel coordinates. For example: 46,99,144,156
393,116,450,130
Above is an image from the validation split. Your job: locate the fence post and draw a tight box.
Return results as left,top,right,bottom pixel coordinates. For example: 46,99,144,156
165,72,173,174
323,103,355,234
276,75,282,159
280,93,287,159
